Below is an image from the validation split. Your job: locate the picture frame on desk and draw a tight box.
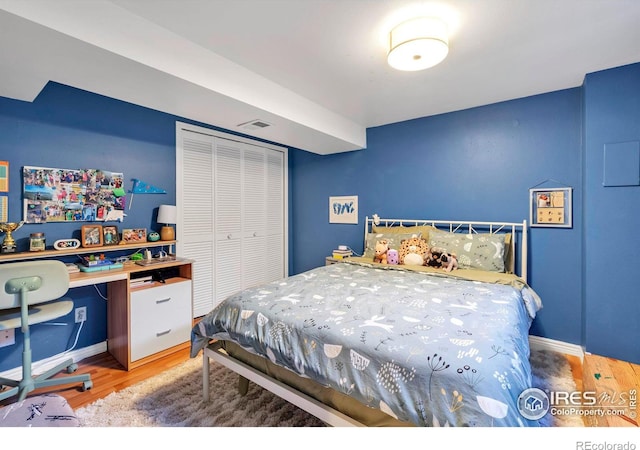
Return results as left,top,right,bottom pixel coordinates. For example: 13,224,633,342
81,225,103,247
122,228,147,243
102,225,119,246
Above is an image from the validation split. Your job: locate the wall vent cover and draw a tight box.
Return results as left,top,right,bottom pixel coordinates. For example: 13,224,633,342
238,119,272,131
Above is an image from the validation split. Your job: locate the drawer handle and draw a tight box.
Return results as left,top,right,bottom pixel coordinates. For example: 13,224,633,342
156,297,171,304
156,329,171,337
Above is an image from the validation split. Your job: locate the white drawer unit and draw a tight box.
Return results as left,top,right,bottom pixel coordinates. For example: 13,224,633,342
130,279,192,362
106,260,194,370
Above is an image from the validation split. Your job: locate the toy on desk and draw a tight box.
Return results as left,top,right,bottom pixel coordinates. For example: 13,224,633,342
78,254,124,272
81,254,110,266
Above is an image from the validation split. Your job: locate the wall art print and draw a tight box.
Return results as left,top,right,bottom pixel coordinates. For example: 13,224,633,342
329,195,358,224
23,166,126,224
529,186,573,228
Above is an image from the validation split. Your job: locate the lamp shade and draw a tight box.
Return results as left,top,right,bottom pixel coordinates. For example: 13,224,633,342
388,17,449,71
157,204,177,225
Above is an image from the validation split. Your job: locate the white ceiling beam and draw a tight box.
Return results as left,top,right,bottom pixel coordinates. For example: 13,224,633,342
0,0,366,154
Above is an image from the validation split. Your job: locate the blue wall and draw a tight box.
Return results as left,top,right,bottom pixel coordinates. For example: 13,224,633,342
583,63,640,364
1,62,639,372
0,82,284,372
0,83,178,370
290,88,585,348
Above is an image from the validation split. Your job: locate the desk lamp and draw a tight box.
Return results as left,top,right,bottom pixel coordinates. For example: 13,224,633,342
157,204,177,241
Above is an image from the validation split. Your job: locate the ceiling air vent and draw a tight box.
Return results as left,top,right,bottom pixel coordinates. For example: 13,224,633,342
237,119,272,131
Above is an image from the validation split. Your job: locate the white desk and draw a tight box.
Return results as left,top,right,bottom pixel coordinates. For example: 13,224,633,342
1,244,194,371
72,258,194,370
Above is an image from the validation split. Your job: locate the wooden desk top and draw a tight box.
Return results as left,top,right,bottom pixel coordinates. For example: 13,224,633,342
69,258,193,288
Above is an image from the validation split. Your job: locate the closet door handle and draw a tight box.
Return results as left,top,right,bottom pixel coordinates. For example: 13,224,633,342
156,329,171,337
253,232,258,237
227,234,232,239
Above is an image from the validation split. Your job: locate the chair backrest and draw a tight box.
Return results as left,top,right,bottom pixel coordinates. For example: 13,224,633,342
0,260,70,309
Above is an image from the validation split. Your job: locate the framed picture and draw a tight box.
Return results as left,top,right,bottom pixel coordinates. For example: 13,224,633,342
81,225,103,247
0,195,7,222
329,195,358,224
21,166,126,224
122,228,147,243
0,161,8,192
530,187,573,228
102,225,119,246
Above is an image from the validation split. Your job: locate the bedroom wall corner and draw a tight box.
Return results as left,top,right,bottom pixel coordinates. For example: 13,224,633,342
583,62,640,365
290,88,585,351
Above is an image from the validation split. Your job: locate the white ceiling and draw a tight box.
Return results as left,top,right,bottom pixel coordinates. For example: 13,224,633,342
1,0,639,155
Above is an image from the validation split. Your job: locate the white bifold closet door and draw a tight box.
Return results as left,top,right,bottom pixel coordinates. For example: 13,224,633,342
176,123,287,318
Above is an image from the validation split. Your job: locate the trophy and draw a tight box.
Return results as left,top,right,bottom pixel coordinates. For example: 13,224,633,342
0,221,24,253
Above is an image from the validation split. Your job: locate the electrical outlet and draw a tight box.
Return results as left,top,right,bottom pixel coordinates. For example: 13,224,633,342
0,329,15,348
75,306,87,323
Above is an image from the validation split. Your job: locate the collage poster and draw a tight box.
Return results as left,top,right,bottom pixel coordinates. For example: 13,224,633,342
23,166,126,223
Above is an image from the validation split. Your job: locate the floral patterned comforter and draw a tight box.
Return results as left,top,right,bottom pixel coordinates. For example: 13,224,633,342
191,260,543,426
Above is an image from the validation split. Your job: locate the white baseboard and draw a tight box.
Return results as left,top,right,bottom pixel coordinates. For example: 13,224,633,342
529,335,585,362
0,341,107,381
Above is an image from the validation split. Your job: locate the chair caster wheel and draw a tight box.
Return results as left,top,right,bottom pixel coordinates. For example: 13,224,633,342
66,363,78,374
83,381,93,391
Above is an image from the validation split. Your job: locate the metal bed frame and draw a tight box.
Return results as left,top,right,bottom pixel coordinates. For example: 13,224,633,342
202,217,530,426
364,215,528,282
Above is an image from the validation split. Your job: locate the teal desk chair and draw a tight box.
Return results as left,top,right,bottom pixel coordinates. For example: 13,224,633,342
0,260,92,402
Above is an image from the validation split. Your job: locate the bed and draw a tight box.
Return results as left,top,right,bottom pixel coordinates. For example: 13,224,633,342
190,217,543,427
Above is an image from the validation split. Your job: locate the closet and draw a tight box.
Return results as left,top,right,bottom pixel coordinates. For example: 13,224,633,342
176,122,288,318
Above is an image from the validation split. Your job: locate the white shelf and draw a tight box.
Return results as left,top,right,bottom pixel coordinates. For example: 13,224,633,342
0,240,176,262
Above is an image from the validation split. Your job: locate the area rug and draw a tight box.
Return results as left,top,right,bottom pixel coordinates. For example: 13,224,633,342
75,349,584,427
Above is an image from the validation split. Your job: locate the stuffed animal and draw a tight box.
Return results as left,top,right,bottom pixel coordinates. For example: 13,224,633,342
440,252,458,272
425,248,458,271
424,248,443,268
399,236,429,265
387,248,399,265
373,239,389,264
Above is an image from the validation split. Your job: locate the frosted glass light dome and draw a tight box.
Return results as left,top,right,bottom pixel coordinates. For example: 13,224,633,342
387,17,449,71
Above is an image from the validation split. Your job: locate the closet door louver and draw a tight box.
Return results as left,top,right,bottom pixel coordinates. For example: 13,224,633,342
177,123,287,318
242,145,267,289
214,142,243,306
179,135,215,317
265,150,285,282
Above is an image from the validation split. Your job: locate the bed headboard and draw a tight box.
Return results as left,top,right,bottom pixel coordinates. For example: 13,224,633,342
364,215,529,282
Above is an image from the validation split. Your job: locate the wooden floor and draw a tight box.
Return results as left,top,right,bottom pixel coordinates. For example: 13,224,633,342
1,349,638,427
0,347,193,410
581,353,639,427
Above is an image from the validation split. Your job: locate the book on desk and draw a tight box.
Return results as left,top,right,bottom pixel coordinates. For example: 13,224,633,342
76,255,123,272
331,249,352,259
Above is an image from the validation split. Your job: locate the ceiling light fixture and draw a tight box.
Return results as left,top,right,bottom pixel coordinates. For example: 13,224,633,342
387,16,449,71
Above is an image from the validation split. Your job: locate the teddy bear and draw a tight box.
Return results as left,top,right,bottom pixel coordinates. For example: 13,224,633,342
399,236,429,265
373,239,389,264
387,248,399,265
